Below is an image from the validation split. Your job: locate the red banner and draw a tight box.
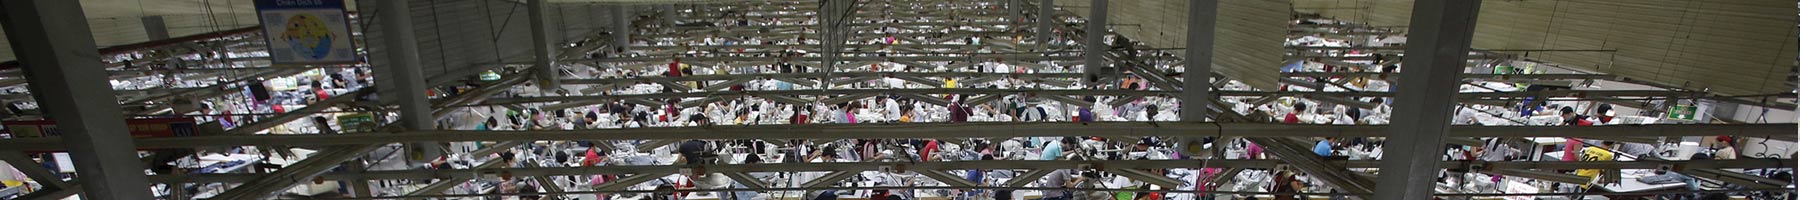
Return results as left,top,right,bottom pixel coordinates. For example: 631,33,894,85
4,118,199,138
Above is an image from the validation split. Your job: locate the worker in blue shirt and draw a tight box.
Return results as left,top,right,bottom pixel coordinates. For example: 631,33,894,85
1042,137,1068,160
1314,137,1334,157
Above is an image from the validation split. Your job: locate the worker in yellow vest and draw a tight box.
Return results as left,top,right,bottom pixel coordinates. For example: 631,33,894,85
1570,141,1616,200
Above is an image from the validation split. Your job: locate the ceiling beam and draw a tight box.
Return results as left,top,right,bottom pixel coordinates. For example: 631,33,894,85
801,171,855,188
0,151,65,187
912,169,979,187
595,171,676,191
403,160,507,196
478,88,1720,107
1683,168,1792,189
206,144,382,199
221,89,369,135
1487,169,1588,185
720,172,770,189
142,159,1792,184
1104,168,1183,188
1005,169,1052,187
563,54,1078,63
2,123,1789,151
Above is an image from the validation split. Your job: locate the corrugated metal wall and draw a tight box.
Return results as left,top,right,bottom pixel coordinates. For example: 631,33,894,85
1056,0,1290,90
1215,0,1291,90
1295,0,1799,96
163,13,259,37
0,12,255,62
556,3,614,42
359,0,616,85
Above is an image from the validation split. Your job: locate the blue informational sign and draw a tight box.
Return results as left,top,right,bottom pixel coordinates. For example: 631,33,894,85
254,0,357,65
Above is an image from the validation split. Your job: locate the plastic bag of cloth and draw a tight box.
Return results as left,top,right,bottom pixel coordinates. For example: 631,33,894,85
1636,172,1691,185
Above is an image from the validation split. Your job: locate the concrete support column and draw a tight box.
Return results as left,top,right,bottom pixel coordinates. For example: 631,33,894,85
1008,0,1023,25
820,0,851,87
1034,0,1053,51
1372,0,1483,200
661,4,678,26
142,16,170,40
1181,0,1217,122
346,160,373,197
1082,0,1108,87
613,5,631,52
590,5,605,30
374,0,440,160
0,0,154,199
528,0,560,92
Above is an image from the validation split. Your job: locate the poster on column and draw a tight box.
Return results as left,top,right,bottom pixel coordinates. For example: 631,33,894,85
254,0,357,65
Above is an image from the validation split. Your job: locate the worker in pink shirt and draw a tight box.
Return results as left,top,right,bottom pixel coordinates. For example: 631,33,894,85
1246,141,1264,159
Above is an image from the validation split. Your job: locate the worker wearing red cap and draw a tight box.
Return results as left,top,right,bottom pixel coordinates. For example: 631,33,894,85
1715,136,1738,160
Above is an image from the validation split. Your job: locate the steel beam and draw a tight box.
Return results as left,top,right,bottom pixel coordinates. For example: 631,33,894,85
0,151,69,188
431,73,529,109
207,145,382,199
481,88,1717,108
1202,168,1243,191
1278,78,1381,109
4,123,1790,151
1374,1,1483,199
1284,72,1613,81
913,169,980,187
721,172,770,189
1105,168,1183,188
636,139,679,152
1006,169,1052,187
821,94,877,105
0,1,154,198
404,159,508,197
528,161,567,200
1683,168,1791,189
143,159,1793,184
681,13,1008,23
1488,169,1588,185
640,43,1027,52
899,94,951,106
566,54,1079,63
893,76,946,87
802,171,856,188
223,89,367,135
601,172,678,191
125,68,308,112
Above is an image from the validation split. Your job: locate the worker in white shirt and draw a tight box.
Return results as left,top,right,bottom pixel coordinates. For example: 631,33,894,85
1331,105,1358,125
883,97,902,122
1713,136,1738,160
1475,138,1518,162
1142,105,1172,121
